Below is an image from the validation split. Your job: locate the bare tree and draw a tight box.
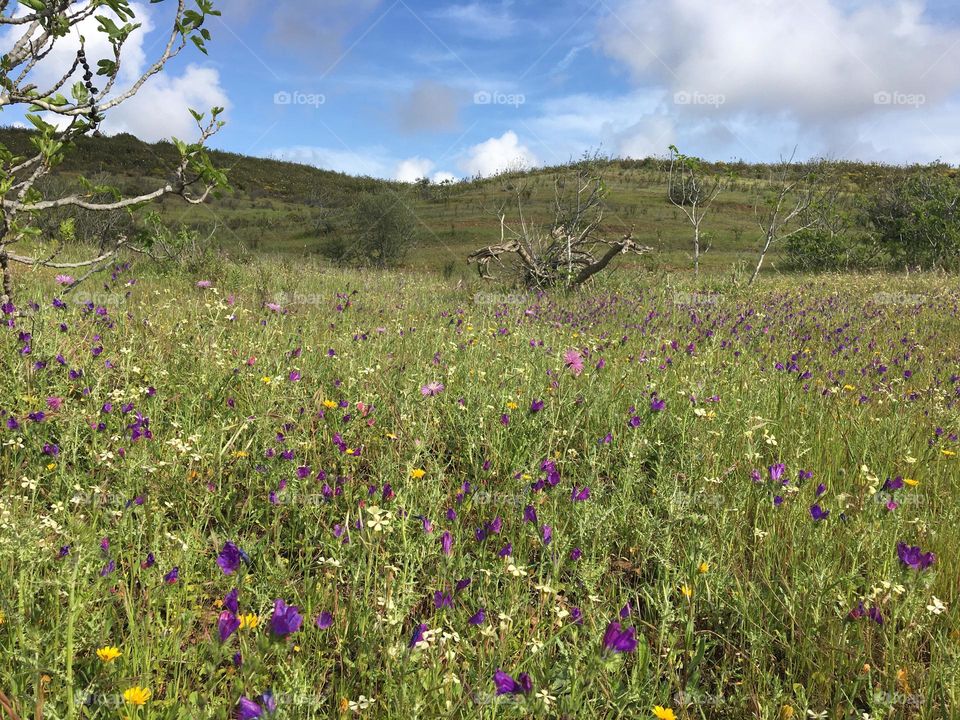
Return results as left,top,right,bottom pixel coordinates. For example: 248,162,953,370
749,153,831,285
667,145,727,276
468,163,652,289
0,0,227,306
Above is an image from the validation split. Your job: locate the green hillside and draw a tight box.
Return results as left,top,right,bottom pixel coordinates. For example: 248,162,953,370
2,126,956,276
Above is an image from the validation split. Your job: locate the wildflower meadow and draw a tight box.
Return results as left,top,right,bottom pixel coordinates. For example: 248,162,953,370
0,262,958,719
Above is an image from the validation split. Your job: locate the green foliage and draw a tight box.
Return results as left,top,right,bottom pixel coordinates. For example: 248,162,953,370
864,171,960,271
344,191,420,268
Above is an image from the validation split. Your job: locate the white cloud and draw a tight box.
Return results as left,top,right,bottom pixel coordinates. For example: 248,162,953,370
600,0,960,119
594,0,960,162
104,66,229,142
432,171,459,183
2,2,229,143
459,131,539,177
395,156,435,182
527,91,670,161
270,145,393,178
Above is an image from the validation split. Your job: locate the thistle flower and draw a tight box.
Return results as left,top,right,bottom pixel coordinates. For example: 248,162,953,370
420,381,444,397
563,348,584,376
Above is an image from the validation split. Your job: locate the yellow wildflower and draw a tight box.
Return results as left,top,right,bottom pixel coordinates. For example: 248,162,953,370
239,613,259,631
96,646,121,663
652,706,676,720
410,468,426,479
123,687,151,706
698,562,710,573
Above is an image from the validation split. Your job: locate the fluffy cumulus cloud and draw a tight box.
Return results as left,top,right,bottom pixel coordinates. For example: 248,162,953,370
596,0,960,161
459,131,539,177
2,1,229,142
395,156,436,182
600,0,960,117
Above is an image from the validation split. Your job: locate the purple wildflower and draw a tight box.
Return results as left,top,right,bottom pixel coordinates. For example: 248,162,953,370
897,542,936,570
602,621,637,653
270,599,303,637
218,611,240,642
493,669,532,695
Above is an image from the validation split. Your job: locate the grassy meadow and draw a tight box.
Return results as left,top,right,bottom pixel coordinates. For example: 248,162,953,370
0,259,958,719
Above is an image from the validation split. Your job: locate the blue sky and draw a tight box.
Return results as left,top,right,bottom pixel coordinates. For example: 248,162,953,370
9,0,960,179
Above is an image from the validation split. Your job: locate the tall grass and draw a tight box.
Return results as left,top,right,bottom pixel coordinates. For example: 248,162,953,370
0,263,957,719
